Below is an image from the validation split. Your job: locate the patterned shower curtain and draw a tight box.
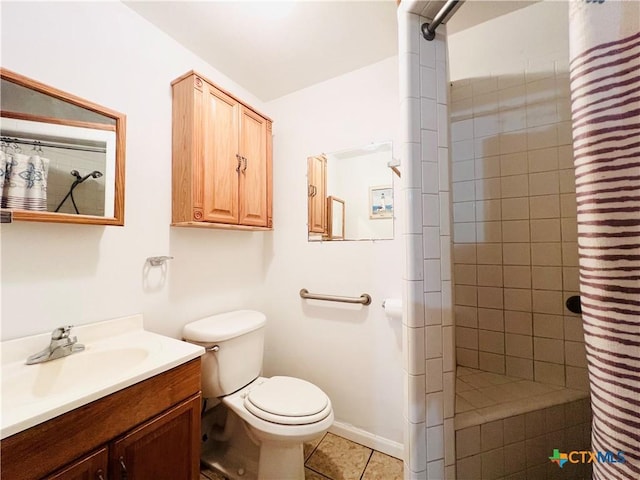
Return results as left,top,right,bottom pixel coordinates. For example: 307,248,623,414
0,150,49,211
568,1,639,479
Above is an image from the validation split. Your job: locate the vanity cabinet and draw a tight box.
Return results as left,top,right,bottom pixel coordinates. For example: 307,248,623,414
45,447,108,480
1,359,201,480
307,155,327,235
110,397,198,479
171,71,273,230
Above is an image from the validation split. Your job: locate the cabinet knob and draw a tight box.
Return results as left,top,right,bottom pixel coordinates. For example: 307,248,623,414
96,469,105,480
242,156,248,173
236,153,242,173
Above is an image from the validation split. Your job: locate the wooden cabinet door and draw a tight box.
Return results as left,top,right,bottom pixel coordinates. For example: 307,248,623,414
202,83,240,224
238,105,268,226
45,447,108,480
110,395,200,480
308,155,327,234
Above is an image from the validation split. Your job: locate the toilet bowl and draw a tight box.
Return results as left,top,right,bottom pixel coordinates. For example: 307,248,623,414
183,310,334,480
222,376,334,478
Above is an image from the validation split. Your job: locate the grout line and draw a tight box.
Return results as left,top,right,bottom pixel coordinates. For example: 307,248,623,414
358,450,375,480
304,432,327,464
305,465,333,480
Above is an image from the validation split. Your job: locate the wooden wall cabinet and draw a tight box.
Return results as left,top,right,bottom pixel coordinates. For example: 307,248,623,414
171,71,273,230
307,155,327,235
1,359,201,480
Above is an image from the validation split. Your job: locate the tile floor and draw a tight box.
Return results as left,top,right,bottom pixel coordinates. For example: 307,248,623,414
455,367,589,430
200,432,403,480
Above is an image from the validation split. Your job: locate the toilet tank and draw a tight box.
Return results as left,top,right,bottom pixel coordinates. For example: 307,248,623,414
183,310,266,398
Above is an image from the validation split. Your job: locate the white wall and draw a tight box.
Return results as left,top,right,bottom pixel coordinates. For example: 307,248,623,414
0,1,404,452
263,56,404,447
447,1,570,82
0,1,271,341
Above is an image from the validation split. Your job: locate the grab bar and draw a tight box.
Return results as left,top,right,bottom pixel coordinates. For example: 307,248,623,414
299,288,372,306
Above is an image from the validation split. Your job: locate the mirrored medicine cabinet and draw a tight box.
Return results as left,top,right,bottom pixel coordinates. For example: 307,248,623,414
0,68,126,225
307,141,395,242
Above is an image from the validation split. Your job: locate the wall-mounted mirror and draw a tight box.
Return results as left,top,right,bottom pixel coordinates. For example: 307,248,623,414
0,68,125,225
307,141,395,241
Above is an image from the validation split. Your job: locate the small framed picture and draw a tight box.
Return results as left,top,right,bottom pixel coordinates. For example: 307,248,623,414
369,185,393,219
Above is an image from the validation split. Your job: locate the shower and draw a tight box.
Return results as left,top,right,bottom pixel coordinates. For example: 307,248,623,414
54,169,103,214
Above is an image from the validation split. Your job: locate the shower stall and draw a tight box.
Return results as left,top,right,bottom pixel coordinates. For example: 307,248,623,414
399,0,639,479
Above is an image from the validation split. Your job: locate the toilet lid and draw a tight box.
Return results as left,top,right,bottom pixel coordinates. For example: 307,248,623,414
244,376,331,425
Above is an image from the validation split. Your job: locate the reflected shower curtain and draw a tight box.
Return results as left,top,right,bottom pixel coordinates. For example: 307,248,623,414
0,150,49,210
568,1,640,479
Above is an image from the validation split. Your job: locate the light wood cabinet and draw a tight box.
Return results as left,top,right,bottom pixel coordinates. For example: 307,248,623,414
1,359,201,480
307,155,327,235
171,71,273,230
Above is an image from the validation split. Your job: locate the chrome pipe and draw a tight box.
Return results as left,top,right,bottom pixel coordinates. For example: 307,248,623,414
421,0,464,41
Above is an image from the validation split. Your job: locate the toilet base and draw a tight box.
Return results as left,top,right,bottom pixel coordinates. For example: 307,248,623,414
257,442,304,480
200,436,306,480
201,444,258,480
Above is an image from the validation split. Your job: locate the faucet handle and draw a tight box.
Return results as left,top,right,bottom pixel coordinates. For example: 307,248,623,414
51,325,73,340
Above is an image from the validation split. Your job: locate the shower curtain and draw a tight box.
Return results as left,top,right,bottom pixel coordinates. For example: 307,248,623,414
0,150,49,211
568,1,639,479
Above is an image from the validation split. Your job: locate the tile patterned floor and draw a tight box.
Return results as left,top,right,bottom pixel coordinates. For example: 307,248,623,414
455,367,589,430
200,432,403,480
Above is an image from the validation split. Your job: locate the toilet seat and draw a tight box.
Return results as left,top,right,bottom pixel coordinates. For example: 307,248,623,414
243,376,332,425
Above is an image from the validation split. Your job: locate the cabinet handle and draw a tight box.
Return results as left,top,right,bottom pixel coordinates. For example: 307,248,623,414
235,154,242,173
119,456,128,480
242,156,248,173
96,469,105,480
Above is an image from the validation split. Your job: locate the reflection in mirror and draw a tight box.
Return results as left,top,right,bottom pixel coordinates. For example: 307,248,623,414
0,68,125,225
327,196,345,240
308,141,394,241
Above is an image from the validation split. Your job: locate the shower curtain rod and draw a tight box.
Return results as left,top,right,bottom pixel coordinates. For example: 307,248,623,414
422,0,464,41
0,136,107,154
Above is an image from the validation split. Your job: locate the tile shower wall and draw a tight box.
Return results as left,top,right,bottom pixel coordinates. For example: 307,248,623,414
399,5,455,479
448,20,587,389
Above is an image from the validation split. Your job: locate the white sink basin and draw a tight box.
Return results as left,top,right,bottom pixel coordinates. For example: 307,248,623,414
2,347,150,407
1,315,204,439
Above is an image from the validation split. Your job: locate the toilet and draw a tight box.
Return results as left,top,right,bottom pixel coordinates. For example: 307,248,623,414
183,310,334,480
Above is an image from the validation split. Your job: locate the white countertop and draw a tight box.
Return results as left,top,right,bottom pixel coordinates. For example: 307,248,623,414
1,315,204,439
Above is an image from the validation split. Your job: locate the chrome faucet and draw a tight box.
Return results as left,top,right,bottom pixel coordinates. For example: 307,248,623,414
26,325,85,365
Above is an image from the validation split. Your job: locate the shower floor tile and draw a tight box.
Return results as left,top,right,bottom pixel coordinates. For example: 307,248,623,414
200,431,404,480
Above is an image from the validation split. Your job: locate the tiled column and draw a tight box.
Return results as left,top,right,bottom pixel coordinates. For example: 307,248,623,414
399,7,455,480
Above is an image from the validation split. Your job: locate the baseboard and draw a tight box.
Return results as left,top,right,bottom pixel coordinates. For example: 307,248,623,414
328,421,403,460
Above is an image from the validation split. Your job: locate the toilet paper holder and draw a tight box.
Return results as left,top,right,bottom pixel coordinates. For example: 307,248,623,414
382,298,402,319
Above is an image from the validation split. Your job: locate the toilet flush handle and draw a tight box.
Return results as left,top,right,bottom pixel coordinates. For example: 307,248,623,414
205,345,220,352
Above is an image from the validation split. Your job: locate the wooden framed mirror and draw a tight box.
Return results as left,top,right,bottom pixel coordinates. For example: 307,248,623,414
0,68,126,225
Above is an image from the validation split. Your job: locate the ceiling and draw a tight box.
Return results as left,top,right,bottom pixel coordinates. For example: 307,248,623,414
125,1,537,102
